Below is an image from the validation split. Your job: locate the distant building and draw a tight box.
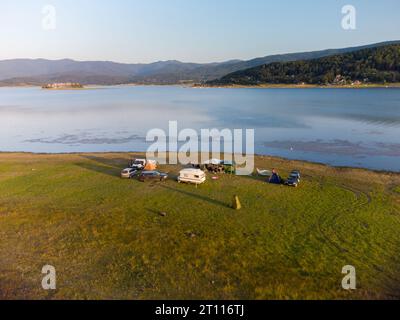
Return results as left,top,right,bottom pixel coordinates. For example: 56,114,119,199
42,82,83,89
333,75,346,85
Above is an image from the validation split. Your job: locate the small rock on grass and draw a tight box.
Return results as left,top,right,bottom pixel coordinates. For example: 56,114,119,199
185,231,197,238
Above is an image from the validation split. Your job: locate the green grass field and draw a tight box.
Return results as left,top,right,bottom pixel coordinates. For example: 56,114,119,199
0,153,400,300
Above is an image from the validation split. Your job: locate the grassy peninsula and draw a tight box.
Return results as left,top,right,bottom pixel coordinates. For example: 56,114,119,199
0,153,400,300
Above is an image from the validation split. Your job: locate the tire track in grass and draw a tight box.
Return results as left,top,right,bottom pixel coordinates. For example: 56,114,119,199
317,180,400,292
330,184,372,250
282,175,351,273
315,178,371,255
327,183,400,269
313,176,352,253
386,184,400,206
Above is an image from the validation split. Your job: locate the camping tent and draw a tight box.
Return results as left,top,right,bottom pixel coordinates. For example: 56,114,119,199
144,160,157,171
269,173,282,184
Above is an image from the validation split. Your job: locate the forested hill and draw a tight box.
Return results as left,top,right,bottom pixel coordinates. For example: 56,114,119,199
1,41,399,86
207,44,400,86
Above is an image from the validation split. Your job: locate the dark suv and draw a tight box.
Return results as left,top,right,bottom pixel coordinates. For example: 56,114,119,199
285,176,300,187
139,171,168,182
284,170,301,187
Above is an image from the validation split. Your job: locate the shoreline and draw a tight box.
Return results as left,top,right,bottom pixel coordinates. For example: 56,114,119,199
2,83,400,89
194,83,400,89
1,151,399,175
42,87,87,91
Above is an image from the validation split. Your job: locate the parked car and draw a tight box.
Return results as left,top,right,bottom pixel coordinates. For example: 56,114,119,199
121,168,138,179
221,160,236,174
285,176,300,187
290,170,301,181
139,171,168,182
203,158,224,173
178,168,206,185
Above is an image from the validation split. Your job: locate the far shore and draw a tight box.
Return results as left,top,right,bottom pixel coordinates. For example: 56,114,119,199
0,84,102,90
193,83,400,89
2,83,400,89
42,87,88,91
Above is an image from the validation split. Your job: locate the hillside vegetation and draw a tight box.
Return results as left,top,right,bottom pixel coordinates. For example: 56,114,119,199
209,44,400,86
1,41,399,86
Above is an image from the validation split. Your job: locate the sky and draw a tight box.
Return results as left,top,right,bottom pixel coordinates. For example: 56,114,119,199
0,0,399,64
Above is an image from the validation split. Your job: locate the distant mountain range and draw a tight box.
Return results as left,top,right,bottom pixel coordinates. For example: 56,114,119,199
208,43,400,86
0,41,399,86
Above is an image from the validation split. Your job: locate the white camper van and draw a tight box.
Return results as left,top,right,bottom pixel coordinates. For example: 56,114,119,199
130,159,147,170
178,168,206,185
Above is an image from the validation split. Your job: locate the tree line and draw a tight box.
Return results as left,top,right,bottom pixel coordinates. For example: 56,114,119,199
208,44,400,85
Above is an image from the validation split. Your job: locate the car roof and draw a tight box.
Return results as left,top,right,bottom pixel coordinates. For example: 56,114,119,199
203,158,222,165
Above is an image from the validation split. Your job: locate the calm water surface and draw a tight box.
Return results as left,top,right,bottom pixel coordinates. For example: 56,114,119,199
1,86,400,171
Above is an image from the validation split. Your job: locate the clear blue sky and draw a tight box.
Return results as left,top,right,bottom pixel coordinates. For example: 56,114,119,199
0,0,399,63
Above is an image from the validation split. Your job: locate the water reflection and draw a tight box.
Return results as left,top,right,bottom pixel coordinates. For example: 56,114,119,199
0,86,399,171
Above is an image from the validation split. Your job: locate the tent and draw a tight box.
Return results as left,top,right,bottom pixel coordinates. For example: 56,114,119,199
144,160,157,171
269,172,282,184
257,168,272,177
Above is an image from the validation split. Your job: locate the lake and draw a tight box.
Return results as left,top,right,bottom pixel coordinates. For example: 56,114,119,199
1,86,400,171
